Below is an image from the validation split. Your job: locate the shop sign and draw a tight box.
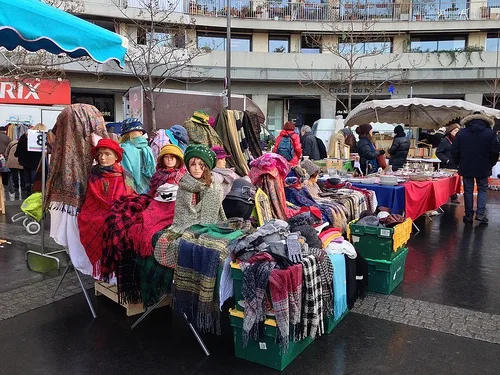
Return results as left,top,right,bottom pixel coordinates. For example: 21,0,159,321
0,78,71,105
329,87,383,94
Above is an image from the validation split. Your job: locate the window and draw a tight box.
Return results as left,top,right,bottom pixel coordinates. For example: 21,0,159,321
410,35,466,52
138,30,185,48
301,35,321,54
269,36,289,53
71,94,115,122
338,39,391,55
267,100,284,136
197,33,251,52
486,32,500,51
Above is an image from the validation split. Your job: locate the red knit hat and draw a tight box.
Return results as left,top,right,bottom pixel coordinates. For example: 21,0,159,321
91,138,123,163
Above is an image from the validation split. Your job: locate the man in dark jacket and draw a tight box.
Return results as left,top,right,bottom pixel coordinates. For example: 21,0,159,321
387,125,410,171
451,114,500,223
301,125,321,160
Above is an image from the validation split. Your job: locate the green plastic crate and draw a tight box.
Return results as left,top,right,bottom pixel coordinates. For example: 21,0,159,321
324,309,349,334
230,309,314,371
366,247,409,294
348,219,412,261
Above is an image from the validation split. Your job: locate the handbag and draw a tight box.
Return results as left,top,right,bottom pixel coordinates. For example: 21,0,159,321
377,153,387,169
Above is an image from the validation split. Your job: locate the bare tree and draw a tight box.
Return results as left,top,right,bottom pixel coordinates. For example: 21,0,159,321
297,14,426,115
111,0,209,131
0,0,86,81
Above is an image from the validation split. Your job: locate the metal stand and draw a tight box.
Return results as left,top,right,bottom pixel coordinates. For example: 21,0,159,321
412,221,421,233
183,311,210,356
52,263,97,319
130,293,169,329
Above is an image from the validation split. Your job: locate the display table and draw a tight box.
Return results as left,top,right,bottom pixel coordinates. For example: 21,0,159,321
351,183,405,214
403,175,461,220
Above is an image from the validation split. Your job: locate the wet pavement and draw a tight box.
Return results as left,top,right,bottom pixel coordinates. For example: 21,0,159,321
0,191,499,374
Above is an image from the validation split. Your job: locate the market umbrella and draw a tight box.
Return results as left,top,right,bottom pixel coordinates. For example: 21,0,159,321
345,98,500,129
0,0,128,68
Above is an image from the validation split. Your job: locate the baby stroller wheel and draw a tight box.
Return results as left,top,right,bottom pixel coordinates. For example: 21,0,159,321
23,217,31,227
26,221,41,235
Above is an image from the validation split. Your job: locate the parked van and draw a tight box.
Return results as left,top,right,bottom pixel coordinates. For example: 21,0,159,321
312,117,344,150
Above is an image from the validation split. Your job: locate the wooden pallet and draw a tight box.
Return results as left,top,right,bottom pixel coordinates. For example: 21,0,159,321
94,281,170,316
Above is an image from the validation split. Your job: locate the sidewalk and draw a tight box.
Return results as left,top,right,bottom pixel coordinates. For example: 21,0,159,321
0,193,499,374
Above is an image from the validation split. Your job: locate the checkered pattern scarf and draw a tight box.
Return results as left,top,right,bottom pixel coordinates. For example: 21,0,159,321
268,263,303,353
301,254,324,339
240,252,276,348
309,248,334,317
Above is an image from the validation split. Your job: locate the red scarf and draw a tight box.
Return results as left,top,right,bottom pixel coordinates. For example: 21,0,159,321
78,163,135,277
149,166,185,196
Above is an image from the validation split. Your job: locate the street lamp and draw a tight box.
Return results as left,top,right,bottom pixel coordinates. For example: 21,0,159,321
226,0,231,108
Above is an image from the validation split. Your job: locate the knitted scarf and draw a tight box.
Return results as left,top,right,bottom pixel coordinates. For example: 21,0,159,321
268,263,303,353
45,104,109,213
101,194,151,303
137,255,174,308
240,252,276,348
169,173,226,234
78,164,135,277
301,254,324,339
173,224,245,334
128,200,176,258
212,167,240,197
121,137,155,194
149,166,185,197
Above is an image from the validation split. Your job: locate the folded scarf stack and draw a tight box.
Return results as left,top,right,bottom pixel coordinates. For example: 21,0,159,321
268,263,303,353
301,254,324,339
173,224,246,334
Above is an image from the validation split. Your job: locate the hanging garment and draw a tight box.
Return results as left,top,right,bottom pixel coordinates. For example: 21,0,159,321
240,252,276,348
328,253,348,320
121,136,155,194
214,109,250,176
183,118,223,147
78,164,135,278
309,247,334,317
45,104,109,212
242,110,263,159
301,254,324,339
268,263,303,353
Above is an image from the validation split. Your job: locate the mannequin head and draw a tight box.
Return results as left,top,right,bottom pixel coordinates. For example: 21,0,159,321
96,147,119,166
309,172,319,183
157,144,184,170
216,158,226,168
188,157,207,179
163,154,180,169
211,146,232,169
91,138,123,166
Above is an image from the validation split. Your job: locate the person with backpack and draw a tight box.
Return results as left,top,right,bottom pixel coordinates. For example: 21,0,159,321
300,125,321,160
273,121,302,165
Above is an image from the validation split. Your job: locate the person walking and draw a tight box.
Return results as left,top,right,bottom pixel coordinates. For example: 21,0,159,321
436,123,460,204
272,121,302,166
5,139,24,198
15,123,47,195
0,126,12,191
300,125,321,160
451,114,500,223
387,125,410,171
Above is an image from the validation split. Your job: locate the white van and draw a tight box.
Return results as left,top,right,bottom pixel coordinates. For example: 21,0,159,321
312,117,344,150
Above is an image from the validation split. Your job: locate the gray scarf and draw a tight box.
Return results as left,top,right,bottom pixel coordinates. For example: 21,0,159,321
169,173,226,233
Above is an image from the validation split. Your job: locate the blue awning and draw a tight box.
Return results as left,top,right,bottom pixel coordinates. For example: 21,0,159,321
0,0,128,68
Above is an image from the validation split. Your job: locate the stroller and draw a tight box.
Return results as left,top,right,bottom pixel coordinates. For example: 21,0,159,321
11,192,43,235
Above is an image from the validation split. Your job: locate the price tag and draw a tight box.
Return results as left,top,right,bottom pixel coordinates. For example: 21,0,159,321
27,129,47,152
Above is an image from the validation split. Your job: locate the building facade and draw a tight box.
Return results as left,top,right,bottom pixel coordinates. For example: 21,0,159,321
66,0,500,134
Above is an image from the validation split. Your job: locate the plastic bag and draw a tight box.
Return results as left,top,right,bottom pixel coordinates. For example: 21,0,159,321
21,192,43,222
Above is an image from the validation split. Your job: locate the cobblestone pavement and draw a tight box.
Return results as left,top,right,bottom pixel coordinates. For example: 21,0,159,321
0,271,93,321
352,294,500,344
